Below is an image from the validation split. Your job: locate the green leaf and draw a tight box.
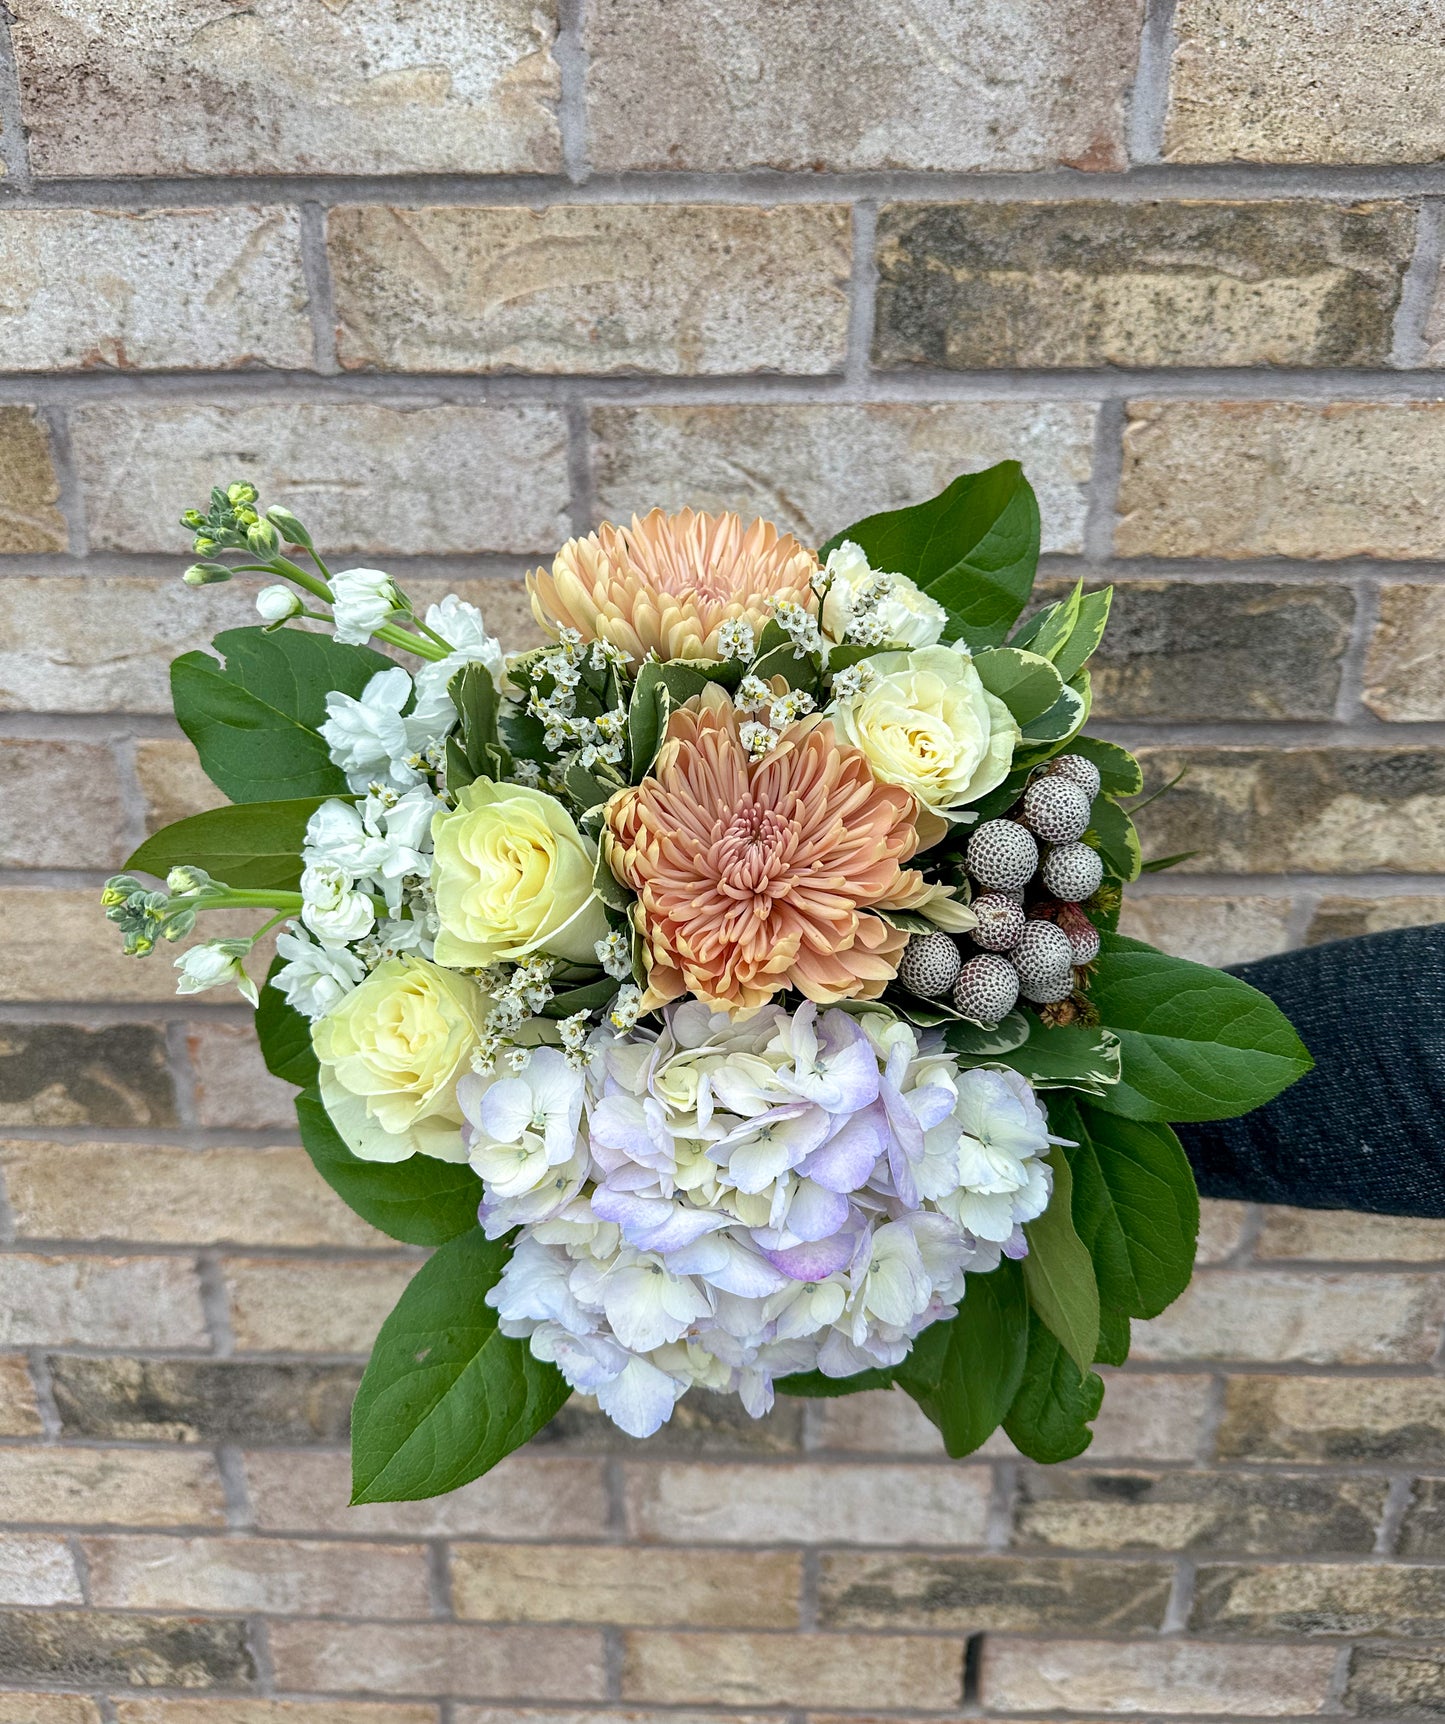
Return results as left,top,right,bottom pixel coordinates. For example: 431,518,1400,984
351,1227,570,1503
1087,797,1143,884
1056,1097,1199,1321
894,1258,1029,1457
446,663,510,792
1095,1303,1131,1366
821,462,1041,649
171,627,392,803
1067,735,1143,798
1021,1147,1100,1374
972,647,1064,726
775,1366,898,1398
943,1010,1032,1060
127,798,329,892
565,759,615,813
627,663,672,781
295,1089,483,1246
1053,587,1113,684
991,1022,1121,1095
1014,581,1083,662
254,957,319,1090
1141,850,1200,874
542,977,620,1018
1018,677,1088,750
1089,933,1314,1123
1003,1311,1104,1463
593,844,632,913
498,699,548,768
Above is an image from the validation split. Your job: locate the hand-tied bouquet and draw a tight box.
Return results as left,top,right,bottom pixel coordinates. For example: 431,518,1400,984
102,463,1311,1502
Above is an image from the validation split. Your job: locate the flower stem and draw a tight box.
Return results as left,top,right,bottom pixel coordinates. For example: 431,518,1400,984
197,889,305,913
273,556,334,605
375,622,450,662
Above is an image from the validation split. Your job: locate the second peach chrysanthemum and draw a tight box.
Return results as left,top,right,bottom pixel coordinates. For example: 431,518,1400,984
605,686,942,1015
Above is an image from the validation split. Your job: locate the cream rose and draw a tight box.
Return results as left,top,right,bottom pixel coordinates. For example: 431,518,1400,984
313,955,486,1162
832,644,1019,814
821,541,948,652
430,781,608,969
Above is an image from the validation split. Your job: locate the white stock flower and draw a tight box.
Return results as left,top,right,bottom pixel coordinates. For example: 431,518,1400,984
821,541,947,652
330,568,400,646
300,861,376,948
256,584,302,623
319,666,420,793
272,924,366,1020
405,597,508,754
303,788,438,917
174,939,258,1006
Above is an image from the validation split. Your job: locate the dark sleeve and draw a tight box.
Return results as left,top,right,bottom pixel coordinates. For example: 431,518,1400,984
1175,923,1445,1218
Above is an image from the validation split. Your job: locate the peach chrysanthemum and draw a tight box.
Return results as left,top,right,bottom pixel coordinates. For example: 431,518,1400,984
527,507,818,664
605,686,940,1016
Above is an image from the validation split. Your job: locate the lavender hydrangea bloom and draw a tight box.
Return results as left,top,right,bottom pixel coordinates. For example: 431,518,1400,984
475,999,1060,1438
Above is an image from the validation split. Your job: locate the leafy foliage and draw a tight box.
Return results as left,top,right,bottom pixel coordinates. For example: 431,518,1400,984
171,627,391,803
351,1227,570,1502
128,799,329,892
253,956,319,1089
894,1258,1030,1456
445,663,511,790
1020,1147,1100,1374
1090,933,1313,1122
1003,1311,1105,1463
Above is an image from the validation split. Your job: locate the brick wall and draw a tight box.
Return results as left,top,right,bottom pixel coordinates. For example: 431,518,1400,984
2,0,1444,1717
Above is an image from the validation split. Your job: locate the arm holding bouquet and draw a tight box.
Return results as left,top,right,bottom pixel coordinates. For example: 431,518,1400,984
100,466,1312,1500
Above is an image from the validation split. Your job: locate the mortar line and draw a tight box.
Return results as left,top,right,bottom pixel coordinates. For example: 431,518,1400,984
1127,0,1179,165
1392,199,1445,366
1332,572,1383,726
298,200,339,376
246,1614,277,1696
0,1,32,191
565,397,595,534
196,1248,237,1358
1374,1475,1416,1556
36,402,88,557
845,200,879,388
554,0,590,185
26,1348,63,1440
164,1017,202,1132
216,1444,255,1531
1160,1554,1196,1632
66,1530,92,1604
1082,397,1126,562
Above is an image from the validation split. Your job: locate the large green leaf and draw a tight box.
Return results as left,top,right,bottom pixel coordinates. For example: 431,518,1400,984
821,462,1040,649
171,627,392,803
1087,796,1143,884
295,1089,483,1246
894,1258,1029,1457
1021,1147,1100,1374
1067,735,1144,798
127,799,329,892
1003,1311,1104,1463
972,647,1064,726
351,1227,570,1502
1090,933,1313,1123
991,1022,1122,1095
1055,1097,1199,1321
775,1366,898,1398
254,956,319,1090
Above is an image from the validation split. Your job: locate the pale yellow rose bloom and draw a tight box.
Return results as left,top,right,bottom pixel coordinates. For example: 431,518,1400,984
313,955,486,1163
833,645,1019,814
430,781,609,969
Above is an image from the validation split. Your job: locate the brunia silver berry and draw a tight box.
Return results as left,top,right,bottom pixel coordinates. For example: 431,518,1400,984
1049,753,1103,800
953,952,1020,1023
1010,919,1076,1004
966,819,1038,892
970,892,1027,952
1022,775,1092,844
1040,841,1105,904
896,930,962,999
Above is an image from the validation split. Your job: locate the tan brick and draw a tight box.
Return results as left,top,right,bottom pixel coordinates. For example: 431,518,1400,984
1165,0,1445,164
624,1460,990,1547
586,0,1140,172
0,1252,206,1349
14,0,560,176
132,738,226,832
268,1620,606,1701
451,1544,801,1629
1344,1648,1445,1719
244,1449,608,1540
1070,577,1355,724
0,1534,82,1605
117,1705,437,1724
0,1020,175,1130
1117,893,1294,967
591,402,1096,553
0,1447,225,1528
876,200,1411,369
1197,1199,1249,1265
1365,584,1445,721
71,402,571,555
0,1699,101,1724
332,204,849,377
1013,1470,1385,1555
454,1713,763,1724
1,1139,383,1248
1132,746,1445,875
1219,1375,1445,1464
983,1636,1336,1715
184,1020,297,1131
0,1608,253,1689
1118,402,1445,561
622,1630,960,1708
0,888,274,1004
0,208,311,371
225,1257,419,1354
0,575,539,717
84,1534,431,1617
1257,1208,1445,1263
1395,1478,1445,1556
0,739,127,870
0,1355,42,1436
1307,893,1445,946
1134,1269,1445,1365
1195,1561,1445,1638
0,405,66,553
819,1552,1171,1631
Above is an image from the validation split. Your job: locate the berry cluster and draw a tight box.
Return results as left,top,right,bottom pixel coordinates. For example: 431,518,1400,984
895,754,1105,1025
